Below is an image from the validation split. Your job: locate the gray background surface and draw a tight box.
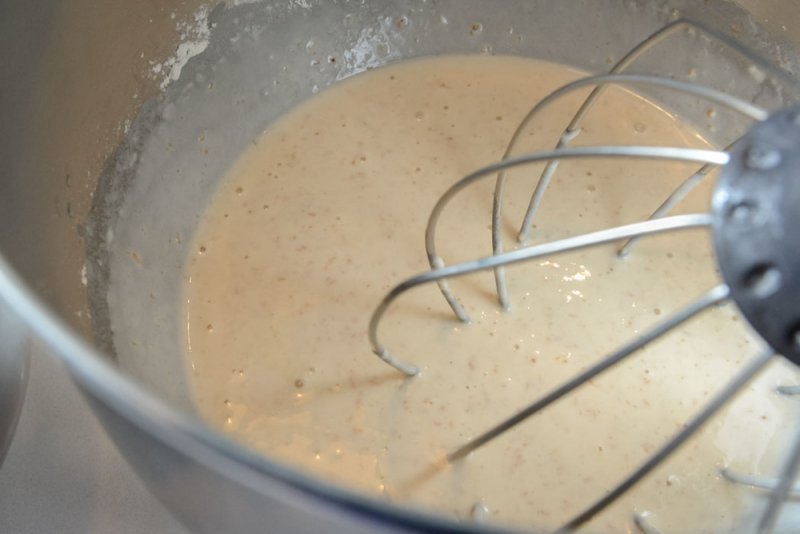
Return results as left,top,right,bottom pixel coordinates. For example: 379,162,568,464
0,347,188,534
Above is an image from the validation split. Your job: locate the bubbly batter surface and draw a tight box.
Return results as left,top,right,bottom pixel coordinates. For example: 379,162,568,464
183,55,799,532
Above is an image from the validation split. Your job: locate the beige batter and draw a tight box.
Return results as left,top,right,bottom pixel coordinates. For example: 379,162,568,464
183,55,800,532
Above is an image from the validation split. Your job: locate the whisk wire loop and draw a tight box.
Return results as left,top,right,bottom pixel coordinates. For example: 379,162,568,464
425,146,727,322
490,74,764,309
615,144,731,258
371,213,714,376
720,468,800,497
758,422,800,533
490,77,763,313
559,347,775,532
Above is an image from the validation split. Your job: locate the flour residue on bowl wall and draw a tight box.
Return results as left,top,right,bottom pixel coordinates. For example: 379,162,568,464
150,5,211,91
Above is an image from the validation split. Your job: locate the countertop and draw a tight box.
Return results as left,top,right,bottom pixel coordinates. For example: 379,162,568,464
0,345,188,533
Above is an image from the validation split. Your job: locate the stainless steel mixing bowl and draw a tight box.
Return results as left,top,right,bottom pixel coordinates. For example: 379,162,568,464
2,1,800,532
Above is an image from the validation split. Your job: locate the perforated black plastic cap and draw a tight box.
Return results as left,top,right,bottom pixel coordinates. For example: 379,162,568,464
713,105,800,366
